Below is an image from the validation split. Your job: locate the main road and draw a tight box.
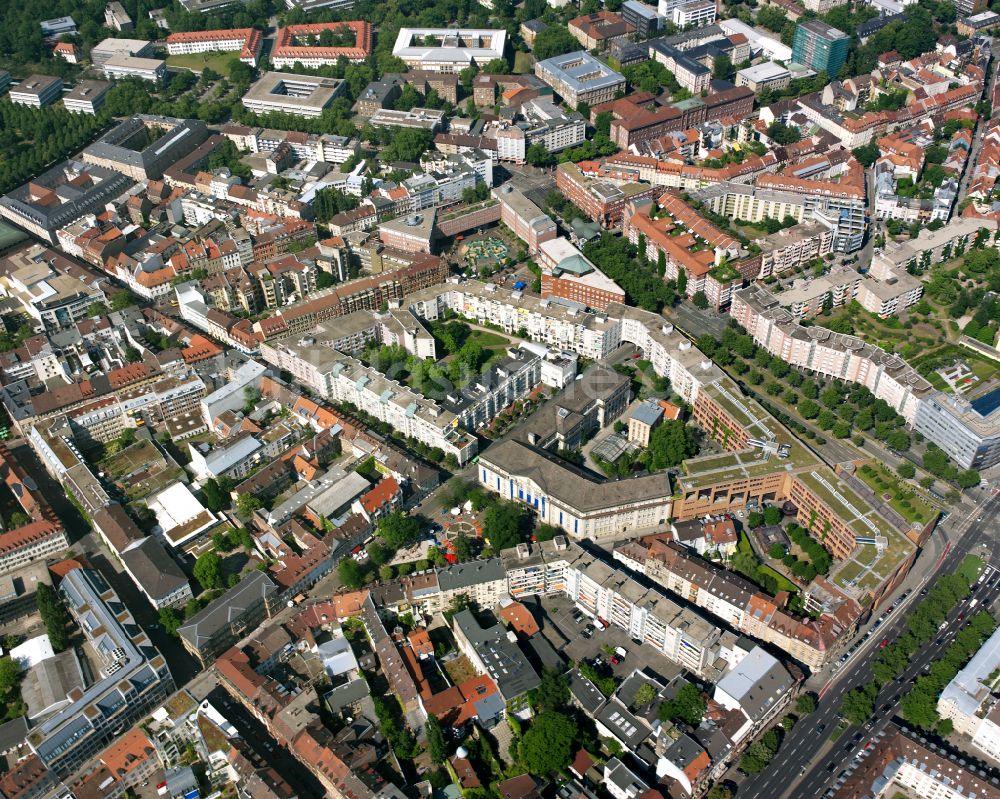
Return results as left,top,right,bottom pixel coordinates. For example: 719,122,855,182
735,492,1000,799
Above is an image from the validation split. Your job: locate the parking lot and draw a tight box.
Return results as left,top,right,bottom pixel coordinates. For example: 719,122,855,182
533,593,684,685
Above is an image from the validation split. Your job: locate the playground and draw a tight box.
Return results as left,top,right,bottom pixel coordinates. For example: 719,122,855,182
461,236,509,269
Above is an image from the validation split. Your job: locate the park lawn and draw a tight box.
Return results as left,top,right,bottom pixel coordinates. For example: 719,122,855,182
166,51,237,74
513,51,534,74
959,554,985,585
735,223,770,239
856,463,935,525
466,329,511,349
759,564,798,594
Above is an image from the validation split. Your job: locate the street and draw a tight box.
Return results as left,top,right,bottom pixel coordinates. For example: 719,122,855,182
734,492,1000,799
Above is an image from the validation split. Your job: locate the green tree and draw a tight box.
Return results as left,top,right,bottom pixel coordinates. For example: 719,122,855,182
633,683,657,708
533,26,578,59
658,682,706,726
483,501,529,551
236,494,261,517
840,683,876,725
795,693,817,715
647,419,698,470
193,551,223,590
426,714,447,764
378,512,421,550
159,607,183,636
521,711,576,776
338,558,365,589
897,463,916,479
533,668,570,712
692,291,709,309
36,583,69,652
763,506,782,526
712,53,732,80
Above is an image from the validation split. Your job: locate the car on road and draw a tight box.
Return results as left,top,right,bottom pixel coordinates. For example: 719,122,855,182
817,724,826,733
582,626,594,639
879,638,889,648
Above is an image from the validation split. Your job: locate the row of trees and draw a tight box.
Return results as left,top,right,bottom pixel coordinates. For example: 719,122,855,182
36,583,70,652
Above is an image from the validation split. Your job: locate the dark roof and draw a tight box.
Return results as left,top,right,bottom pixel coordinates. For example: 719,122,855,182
91,503,145,555
121,537,189,603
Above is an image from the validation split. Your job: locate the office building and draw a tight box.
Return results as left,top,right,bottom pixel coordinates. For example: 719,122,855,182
0,161,135,245
9,75,63,108
104,2,133,31
271,21,373,67
792,20,849,78
90,37,153,67
735,62,791,92
538,236,625,311
166,28,263,65
102,54,167,83
492,184,557,255
30,567,174,776
622,1,662,39
534,51,626,107
242,72,346,117
392,28,507,72
568,11,635,52
83,117,210,181
62,80,111,114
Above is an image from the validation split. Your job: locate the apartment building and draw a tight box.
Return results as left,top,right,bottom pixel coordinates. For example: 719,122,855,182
556,162,659,228
773,264,861,319
31,567,174,776
104,1,133,30
492,184,557,254
9,75,63,107
791,20,850,78
534,51,626,107
938,626,1000,761
178,571,278,665
616,539,857,669
538,236,625,311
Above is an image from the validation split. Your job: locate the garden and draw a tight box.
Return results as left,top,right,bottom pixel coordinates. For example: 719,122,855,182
856,463,937,526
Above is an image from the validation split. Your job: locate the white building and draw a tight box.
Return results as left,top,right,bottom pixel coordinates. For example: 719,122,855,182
62,81,111,114
102,54,167,83
392,28,507,73
242,72,346,118
937,625,1000,762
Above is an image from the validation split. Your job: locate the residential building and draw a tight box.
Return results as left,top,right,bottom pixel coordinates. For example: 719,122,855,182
537,236,625,311
938,625,1000,761
671,0,716,27
627,400,664,447
556,162,659,228
791,20,850,78
452,609,541,703
177,571,278,665
369,108,446,131
493,184,557,254
121,537,193,610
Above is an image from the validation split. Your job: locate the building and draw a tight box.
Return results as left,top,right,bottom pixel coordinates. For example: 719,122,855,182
791,20,850,78
521,19,547,46
938,625,1000,761
9,75,63,108
957,10,1000,35
627,400,664,447
670,0,717,27
534,51,626,107
913,392,1000,471
492,184,557,254
40,16,77,39
955,0,989,17
166,28,263,65
104,1,133,30
178,571,277,665
30,567,174,776
121,537,194,610
622,1,662,39
62,80,111,114
392,28,507,72
271,21,373,67
242,72,347,118
452,609,541,702
556,162,659,228
83,116,211,181
353,77,402,118
102,54,167,83
537,237,625,311
90,37,154,67
832,723,1000,799
735,62,791,92
0,161,135,245
369,108,446,131
568,12,635,52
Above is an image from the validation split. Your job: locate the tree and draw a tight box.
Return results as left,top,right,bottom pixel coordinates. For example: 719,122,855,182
676,264,686,292
633,683,657,708
958,469,981,489
692,291,709,309
378,512,421,550
236,494,261,517
795,693,817,715
763,506,782,526
658,682,706,726
426,714,447,764
483,501,529,551
713,53,732,80
768,542,786,559
708,787,733,799
840,684,876,725
6,511,29,529
739,729,779,774
533,26,578,59
897,463,916,479
36,583,69,652
852,142,880,167
110,290,136,311
194,551,223,590
452,532,473,561
482,58,509,74
338,557,365,589
647,419,698,470
159,607,183,636
767,121,801,145
534,668,570,712
201,479,226,512
521,711,576,776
